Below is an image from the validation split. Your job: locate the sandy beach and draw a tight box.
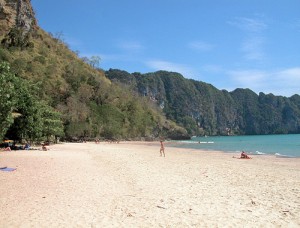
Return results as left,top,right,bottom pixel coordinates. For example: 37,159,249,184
1,141,299,227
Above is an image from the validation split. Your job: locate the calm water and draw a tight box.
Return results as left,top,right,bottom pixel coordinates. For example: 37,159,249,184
172,134,300,158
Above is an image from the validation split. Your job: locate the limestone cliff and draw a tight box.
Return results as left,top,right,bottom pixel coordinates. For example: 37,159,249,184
106,69,300,136
0,0,36,37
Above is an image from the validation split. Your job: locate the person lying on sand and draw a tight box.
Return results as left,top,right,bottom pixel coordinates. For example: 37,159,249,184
42,143,49,151
240,151,251,159
24,143,30,150
2,146,11,151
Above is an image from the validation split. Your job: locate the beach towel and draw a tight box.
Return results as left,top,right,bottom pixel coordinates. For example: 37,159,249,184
0,167,16,172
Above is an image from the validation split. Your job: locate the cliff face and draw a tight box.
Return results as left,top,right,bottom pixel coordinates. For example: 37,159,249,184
0,0,36,37
106,69,300,136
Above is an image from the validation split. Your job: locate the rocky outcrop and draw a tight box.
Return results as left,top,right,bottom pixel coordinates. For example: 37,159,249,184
106,69,300,136
0,0,36,37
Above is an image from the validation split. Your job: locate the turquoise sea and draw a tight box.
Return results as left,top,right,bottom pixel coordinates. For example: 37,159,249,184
172,134,300,158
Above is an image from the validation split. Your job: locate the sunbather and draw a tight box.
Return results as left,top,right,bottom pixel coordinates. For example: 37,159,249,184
240,151,251,159
24,143,30,150
3,146,11,151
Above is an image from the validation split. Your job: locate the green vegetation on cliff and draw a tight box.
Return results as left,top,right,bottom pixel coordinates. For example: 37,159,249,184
1,0,299,141
0,61,63,142
0,26,187,142
106,69,300,136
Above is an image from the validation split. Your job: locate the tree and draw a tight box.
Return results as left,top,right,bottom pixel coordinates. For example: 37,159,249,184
0,62,18,140
89,56,101,69
81,56,101,69
40,103,64,141
1,61,64,142
10,79,43,141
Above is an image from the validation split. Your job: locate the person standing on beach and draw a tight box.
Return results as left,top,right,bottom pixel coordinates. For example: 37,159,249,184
160,140,165,157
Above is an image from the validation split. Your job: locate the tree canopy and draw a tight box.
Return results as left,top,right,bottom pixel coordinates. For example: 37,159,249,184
0,61,64,142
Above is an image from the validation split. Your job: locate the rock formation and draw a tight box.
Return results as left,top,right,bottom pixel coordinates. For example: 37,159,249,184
0,0,36,37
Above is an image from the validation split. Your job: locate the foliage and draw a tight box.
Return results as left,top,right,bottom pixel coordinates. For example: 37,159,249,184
81,56,101,69
0,4,191,141
107,69,300,136
0,61,64,142
1,27,34,49
4,5,299,140
0,62,18,140
34,102,64,141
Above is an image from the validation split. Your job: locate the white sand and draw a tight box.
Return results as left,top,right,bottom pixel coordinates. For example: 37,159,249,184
1,142,300,227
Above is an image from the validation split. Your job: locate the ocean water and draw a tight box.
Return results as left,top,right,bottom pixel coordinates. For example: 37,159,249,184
172,134,300,158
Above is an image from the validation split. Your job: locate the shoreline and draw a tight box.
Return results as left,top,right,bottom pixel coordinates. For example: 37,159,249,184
166,136,300,158
1,141,300,227
142,140,300,160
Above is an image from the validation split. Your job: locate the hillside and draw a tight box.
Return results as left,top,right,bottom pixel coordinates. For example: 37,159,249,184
0,0,188,142
1,0,299,142
106,69,300,136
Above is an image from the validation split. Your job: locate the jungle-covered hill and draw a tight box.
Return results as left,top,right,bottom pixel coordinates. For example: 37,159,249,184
106,69,300,136
1,0,300,143
0,0,188,142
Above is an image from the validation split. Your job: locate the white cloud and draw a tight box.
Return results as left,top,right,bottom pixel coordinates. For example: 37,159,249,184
188,41,214,52
228,69,267,87
241,37,265,61
118,41,145,52
202,64,223,73
81,41,145,66
145,60,196,78
228,17,267,33
275,67,300,87
227,67,300,96
228,16,268,62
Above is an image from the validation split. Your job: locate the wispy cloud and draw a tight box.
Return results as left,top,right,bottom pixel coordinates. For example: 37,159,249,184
227,67,300,96
228,69,267,87
202,64,223,73
81,40,145,65
145,60,196,78
241,36,265,61
228,16,268,62
276,67,300,85
227,17,267,33
118,41,145,52
188,41,214,52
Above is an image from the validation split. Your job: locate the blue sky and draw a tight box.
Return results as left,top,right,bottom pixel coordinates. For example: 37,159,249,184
31,0,300,97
